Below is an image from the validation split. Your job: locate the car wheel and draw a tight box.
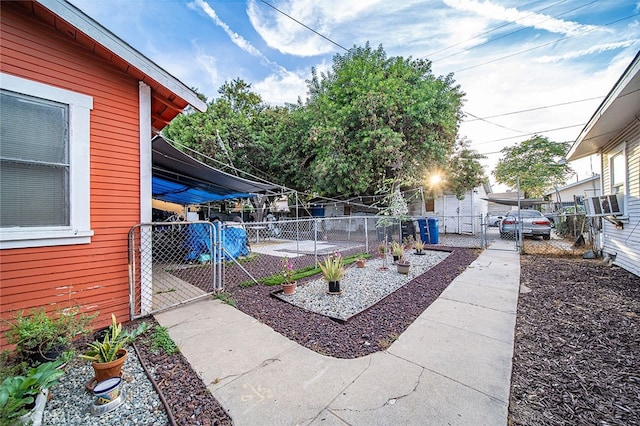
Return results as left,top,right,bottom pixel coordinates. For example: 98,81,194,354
543,234,550,240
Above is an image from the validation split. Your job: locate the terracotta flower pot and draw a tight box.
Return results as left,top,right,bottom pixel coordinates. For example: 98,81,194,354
282,281,296,295
92,349,127,383
356,259,366,268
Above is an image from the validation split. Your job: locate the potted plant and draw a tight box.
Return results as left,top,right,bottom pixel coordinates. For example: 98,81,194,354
281,257,297,295
355,257,366,268
79,314,148,385
396,255,411,275
390,241,403,263
0,360,64,423
377,243,387,259
413,239,426,255
403,235,415,250
5,307,96,365
318,252,345,294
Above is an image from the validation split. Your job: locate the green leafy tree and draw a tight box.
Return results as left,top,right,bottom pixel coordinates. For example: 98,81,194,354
303,43,465,196
444,139,486,199
493,136,573,198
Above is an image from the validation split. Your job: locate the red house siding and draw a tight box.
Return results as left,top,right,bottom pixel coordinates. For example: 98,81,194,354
0,6,142,343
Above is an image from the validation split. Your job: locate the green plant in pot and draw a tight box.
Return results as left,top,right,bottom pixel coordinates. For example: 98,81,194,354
79,314,148,386
396,254,411,275
319,252,345,294
0,359,64,422
390,240,403,262
413,239,426,254
5,307,96,366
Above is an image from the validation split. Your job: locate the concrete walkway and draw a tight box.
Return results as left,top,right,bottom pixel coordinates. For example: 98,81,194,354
155,239,520,425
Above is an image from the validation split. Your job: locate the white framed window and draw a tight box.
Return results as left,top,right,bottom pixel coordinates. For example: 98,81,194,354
0,73,93,249
609,149,627,194
607,142,628,218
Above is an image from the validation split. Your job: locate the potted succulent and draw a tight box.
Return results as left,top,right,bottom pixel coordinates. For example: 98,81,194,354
377,243,387,259
5,307,96,365
390,241,403,263
396,255,411,275
403,235,415,250
319,252,345,294
281,257,297,295
80,314,148,385
0,360,64,423
413,239,426,255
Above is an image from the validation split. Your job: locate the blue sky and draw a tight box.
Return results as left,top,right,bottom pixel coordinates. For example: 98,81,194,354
69,0,640,188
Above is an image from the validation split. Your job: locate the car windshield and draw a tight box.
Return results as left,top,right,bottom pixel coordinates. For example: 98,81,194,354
508,210,542,217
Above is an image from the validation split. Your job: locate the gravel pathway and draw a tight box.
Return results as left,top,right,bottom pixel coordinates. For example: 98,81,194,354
275,251,449,320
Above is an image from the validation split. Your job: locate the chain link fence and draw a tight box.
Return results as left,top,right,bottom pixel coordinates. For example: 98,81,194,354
128,222,221,319
128,215,490,318
486,212,593,256
521,213,593,256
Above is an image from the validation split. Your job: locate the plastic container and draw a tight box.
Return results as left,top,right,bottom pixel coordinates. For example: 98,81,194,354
93,377,122,405
427,217,439,244
417,218,428,244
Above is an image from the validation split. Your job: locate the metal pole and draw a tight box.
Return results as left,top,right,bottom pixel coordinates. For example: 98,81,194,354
364,216,369,253
517,176,523,253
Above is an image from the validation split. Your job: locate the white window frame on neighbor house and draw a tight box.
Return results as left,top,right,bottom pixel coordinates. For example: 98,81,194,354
608,142,628,218
0,72,93,249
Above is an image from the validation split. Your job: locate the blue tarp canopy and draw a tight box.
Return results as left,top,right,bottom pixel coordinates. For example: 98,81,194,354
152,176,251,205
152,135,277,205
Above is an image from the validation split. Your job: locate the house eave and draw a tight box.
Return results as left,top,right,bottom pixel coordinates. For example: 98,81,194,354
34,0,207,115
567,52,640,161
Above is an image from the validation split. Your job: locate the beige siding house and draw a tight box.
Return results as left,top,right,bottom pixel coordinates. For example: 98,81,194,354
567,52,640,277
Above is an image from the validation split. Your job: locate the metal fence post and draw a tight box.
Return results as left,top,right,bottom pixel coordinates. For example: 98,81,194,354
364,216,369,253
314,218,318,265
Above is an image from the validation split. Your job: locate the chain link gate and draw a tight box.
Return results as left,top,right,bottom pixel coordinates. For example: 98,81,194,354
128,222,222,319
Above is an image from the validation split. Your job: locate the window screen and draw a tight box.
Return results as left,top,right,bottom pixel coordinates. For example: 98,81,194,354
0,90,70,227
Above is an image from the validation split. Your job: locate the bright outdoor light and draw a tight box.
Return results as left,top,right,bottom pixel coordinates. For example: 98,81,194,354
430,174,442,185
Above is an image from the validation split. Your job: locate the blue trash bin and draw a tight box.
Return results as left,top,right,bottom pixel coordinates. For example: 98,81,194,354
417,218,428,244
427,217,439,244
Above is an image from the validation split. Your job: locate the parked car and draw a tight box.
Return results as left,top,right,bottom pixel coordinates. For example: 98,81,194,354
499,210,552,240
487,211,509,227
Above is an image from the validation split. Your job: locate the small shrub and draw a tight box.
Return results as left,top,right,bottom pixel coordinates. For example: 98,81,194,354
150,326,179,355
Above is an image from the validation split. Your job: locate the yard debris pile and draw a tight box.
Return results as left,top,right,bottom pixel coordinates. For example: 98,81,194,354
510,256,640,425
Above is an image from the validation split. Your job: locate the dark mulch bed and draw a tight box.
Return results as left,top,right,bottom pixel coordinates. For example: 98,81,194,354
133,318,233,426
230,247,479,358
509,256,640,425
131,246,478,423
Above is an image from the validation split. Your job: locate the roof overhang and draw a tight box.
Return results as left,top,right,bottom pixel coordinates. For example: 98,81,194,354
482,198,546,207
567,52,640,161
152,136,279,205
21,0,206,130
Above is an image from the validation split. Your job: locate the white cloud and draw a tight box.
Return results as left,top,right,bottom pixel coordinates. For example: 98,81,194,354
254,69,308,105
536,40,640,63
443,0,601,36
190,0,264,58
247,0,385,56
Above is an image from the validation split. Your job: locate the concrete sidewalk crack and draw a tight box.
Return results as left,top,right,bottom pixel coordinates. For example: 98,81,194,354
382,367,425,407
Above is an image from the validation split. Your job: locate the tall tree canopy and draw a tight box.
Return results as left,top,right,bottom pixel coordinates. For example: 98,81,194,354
303,43,465,196
162,44,480,202
493,135,573,198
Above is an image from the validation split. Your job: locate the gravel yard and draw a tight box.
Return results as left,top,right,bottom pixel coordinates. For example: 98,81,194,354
37,251,640,425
